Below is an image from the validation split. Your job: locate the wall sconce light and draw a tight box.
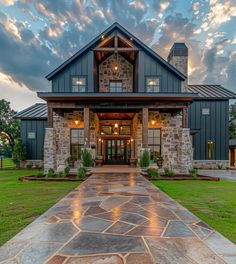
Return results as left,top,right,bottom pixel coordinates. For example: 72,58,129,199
75,120,79,125
114,123,118,128
98,138,101,142
151,120,155,125
131,138,134,142
101,131,104,135
114,65,118,71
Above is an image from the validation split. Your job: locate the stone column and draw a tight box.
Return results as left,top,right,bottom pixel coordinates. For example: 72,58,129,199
48,106,53,128
44,128,56,172
142,108,148,148
84,108,90,147
182,108,188,128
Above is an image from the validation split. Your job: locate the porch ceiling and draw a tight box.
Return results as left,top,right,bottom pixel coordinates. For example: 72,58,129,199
97,113,135,120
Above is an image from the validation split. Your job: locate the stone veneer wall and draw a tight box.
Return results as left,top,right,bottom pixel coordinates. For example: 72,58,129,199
99,53,133,92
44,128,56,172
193,160,229,169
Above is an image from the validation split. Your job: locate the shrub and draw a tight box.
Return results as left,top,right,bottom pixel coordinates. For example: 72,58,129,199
164,167,175,176
58,171,65,178
217,164,224,170
189,167,198,177
81,149,93,167
64,166,70,177
77,167,86,180
47,168,55,178
12,139,26,168
139,149,150,168
147,168,160,179
35,171,45,178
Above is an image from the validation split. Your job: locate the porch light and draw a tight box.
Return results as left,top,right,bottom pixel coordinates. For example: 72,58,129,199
114,123,118,128
75,120,79,125
131,138,134,142
98,138,101,142
151,120,155,125
114,65,118,71
101,131,104,135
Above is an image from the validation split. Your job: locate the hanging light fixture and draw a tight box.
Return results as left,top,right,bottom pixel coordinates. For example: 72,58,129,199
75,120,79,125
151,120,155,125
113,52,119,72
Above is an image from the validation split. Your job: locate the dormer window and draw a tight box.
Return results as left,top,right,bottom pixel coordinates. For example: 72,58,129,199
109,80,123,92
146,77,160,92
72,76,86,92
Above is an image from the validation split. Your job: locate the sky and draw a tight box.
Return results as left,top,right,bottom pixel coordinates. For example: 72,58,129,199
0,0,235,111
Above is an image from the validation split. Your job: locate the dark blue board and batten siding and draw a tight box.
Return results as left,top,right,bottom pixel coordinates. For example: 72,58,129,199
52,51,94,93
189,100,229,160
137,51,182,93
20,120,47,160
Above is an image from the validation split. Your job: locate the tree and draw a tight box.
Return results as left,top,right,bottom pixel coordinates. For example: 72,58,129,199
229,103,236,139
0,99,20,148
12,139,26,168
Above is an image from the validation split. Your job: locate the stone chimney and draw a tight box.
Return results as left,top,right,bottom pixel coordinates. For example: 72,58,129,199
167,43,188,92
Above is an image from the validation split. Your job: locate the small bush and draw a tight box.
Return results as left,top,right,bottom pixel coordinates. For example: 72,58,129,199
47,168,55,178
164,167,175,176
81,149,93,167
64,166,70,177
189,167,198,177
139,150,150,168
58,171,65,178
35,171,45,178
217,164,223,170
12,139,26,168
147,168,160,179
77,167,86,180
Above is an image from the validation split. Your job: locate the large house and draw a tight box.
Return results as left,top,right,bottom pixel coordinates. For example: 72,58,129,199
16,23,235,172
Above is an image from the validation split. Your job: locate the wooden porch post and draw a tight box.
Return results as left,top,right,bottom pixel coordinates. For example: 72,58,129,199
84,108,90,148
48,106,53,128
142,107,148,148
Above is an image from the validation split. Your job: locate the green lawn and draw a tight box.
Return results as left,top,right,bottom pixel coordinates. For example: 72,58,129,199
152,180,236,244
0,158,15,169
0,170,80,246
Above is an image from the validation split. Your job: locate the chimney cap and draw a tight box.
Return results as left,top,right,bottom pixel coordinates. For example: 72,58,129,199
167,43,188,62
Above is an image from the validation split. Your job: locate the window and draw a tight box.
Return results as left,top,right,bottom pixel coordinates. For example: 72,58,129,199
28,132,36,139
109,81,122,92
72,76,86,92
146,77,160,92
148,129,161,159
207,140,214,159
202,108,210,115
70,129,84,159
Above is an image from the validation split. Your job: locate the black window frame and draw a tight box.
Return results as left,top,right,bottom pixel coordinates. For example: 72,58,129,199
70,128,84,159
109,80,123,93
71,75,87,93
145,76,161,93
148,128,161,159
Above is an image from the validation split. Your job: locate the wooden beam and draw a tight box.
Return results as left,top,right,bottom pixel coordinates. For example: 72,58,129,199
84,108,90,148
48,106,53,128
142,108,148,148
94,47,138,52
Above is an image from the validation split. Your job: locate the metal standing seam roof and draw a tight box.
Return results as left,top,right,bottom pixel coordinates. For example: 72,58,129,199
14,103,48,119
187,85,236,99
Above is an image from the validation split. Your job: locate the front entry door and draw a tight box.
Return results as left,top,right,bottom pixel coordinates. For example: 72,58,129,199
105,139,127,164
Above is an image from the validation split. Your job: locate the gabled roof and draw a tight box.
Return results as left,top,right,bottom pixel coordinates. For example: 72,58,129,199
14,103,48,119
46,22,186,81
187,85,236,99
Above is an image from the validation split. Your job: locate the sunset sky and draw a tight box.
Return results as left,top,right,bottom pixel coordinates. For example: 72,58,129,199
0,0,235,111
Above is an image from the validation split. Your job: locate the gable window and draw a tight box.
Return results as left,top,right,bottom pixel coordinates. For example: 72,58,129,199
202,108,210,115
146,77,160,92
71,129,84,159
109,81,123,92
72,76,86,92
148,129,161,159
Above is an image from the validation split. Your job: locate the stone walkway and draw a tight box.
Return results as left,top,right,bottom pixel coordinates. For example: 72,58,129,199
0,173,235,264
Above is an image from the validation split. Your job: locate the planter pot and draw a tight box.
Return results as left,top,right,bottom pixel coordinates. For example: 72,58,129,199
156,160,163,168
95,159,103,167
129,158,137,168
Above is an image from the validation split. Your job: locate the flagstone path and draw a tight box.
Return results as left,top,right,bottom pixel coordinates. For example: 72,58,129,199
0,173,235,264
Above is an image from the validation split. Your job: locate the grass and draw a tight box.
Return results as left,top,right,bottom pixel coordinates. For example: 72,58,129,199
0,158,15,169
152,180,236,244
0,169,80,246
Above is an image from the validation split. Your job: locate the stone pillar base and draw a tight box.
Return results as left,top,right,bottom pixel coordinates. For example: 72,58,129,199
44,128,56,172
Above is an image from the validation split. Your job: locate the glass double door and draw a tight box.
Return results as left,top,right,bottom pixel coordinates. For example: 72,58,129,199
105,139,128,164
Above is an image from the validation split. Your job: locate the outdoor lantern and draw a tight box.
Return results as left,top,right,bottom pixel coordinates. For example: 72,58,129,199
114,65,118,71
114,123,118,128
75,120,79,125
151,120,155,125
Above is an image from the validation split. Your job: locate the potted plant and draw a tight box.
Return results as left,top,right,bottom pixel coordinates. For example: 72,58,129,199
81,149,93,168
156,154,164,168
139,149,150,169
95,155,103,167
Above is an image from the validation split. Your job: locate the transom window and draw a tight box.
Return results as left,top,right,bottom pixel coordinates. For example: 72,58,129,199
148,129,161,159
109,81,123,92
146,77,160,92
72,76,86,92
70,129,84,159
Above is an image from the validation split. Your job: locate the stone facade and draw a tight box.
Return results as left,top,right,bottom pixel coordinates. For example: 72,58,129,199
193,160,229,169
99,53,133,92
44,128,56,172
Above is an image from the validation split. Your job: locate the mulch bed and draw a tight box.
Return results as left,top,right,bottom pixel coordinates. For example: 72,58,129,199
141,172,220,181
19,173,92,182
